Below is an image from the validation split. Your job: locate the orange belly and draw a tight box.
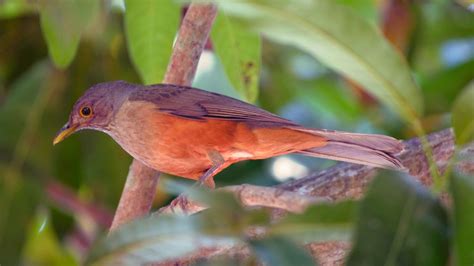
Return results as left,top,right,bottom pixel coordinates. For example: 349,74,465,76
111,101,327,180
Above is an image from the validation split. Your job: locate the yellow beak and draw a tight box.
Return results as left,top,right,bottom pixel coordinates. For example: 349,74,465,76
53,123,78,145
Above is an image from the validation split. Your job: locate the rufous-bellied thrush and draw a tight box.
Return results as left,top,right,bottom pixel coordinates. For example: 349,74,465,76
54,81,405,188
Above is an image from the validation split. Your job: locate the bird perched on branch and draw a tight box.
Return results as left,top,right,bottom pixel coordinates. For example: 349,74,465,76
54,81,405,188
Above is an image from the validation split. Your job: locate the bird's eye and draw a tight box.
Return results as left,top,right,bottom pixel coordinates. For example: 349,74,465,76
80,106,92,118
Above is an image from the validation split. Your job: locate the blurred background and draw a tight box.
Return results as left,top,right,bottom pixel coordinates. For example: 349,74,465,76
0,0,473,264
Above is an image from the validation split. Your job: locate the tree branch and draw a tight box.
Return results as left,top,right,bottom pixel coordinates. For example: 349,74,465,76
157,128,474,265
279,128,463,198
158,184,329,215
109,160,159,232
109,3,217,232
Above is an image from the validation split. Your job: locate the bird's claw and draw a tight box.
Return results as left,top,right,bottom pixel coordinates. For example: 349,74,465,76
169,194,191,213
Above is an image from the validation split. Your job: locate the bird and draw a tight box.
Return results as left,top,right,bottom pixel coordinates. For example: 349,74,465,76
54,80,405,188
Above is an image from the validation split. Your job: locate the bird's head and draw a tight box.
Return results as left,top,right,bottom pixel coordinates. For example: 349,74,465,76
53,80,135,145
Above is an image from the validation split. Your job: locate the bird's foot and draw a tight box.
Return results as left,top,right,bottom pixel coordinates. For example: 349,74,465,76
168,194,192,213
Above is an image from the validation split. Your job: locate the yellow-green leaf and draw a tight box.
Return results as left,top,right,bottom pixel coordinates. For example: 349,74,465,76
212,12,261,102
451,173,474,266
124,0,180,84
452,80,474,145
39,0,99,68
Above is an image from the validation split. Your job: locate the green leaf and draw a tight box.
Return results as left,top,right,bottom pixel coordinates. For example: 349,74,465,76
164,181,270,236
0,172,40,266
0,0,35,19
249,236,316,266
270,201,355,243
193,51,243,99
452,80,474,145
211,12,261,102
0,61,51,148
217,0,423,123
124,0,180,84
347,174,450,266
422,59,474,114
22,209,76,266
413,2,474,73
39,0,99,68
450,173,474,266
334,0,377,23
296,77,363,123
87,214,238,265
89,182,268,264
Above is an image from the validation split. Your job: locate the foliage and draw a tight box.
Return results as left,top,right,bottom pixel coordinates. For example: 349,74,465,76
39,0,99,68
88,186,352,265
347,174,449,265
452,81,474,145
216,0,423,123
0,0,473,265
123,0,180,84
450,173,474,266
211,12,261,102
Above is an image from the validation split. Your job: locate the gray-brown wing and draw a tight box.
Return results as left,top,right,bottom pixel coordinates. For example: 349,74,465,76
128,84,298,127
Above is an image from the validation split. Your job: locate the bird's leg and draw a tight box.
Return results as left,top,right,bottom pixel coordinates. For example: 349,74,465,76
197,150,225,187
169,150,225,212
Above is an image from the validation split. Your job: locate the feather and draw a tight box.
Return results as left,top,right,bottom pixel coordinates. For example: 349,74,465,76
129,83,406,170
295,128,406,170
128,84,297,126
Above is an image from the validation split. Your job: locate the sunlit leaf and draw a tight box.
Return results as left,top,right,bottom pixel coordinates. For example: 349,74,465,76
39,0,99,68
124,0,180,84
270,200,355,243
347,174,450,265
452,81,474,145
249,236,316,266
451,173,474,265
217,0,423,123
87,214,238,265
211,12,261,102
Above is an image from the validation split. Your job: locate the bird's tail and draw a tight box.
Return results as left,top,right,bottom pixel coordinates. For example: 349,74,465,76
294,128,406,170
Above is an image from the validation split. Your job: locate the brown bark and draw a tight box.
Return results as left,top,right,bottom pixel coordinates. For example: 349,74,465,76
109,3,217,232
158,184,329,215
109,160,160,232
